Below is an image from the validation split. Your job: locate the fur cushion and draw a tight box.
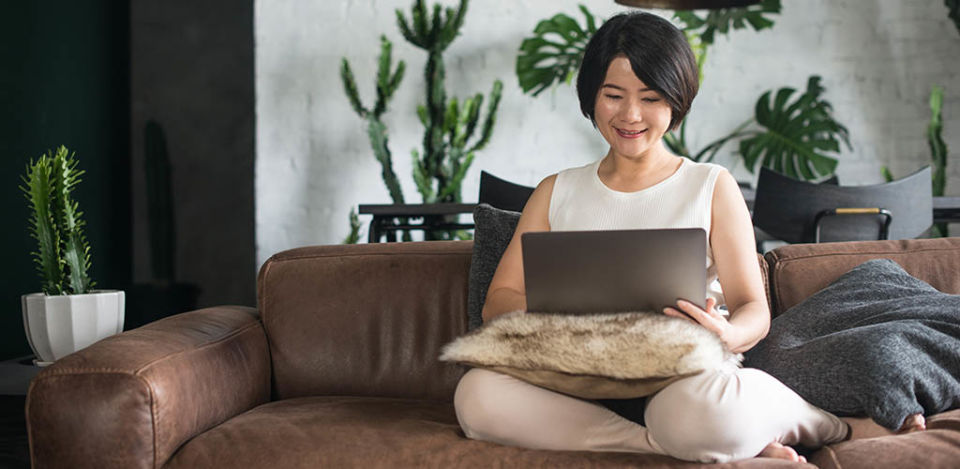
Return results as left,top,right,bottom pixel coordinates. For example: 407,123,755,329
441,311,740,399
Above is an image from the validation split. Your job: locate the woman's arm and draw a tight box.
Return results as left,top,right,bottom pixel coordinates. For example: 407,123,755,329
665,169,770,353
709,169,770,353
481,175,556,322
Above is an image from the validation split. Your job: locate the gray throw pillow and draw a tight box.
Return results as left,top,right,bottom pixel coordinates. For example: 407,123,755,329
466,203,520,330
744,259,960,429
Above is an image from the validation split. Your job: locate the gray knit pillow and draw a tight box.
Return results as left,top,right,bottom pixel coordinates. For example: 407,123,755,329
466,204,520,330
745,259,960,429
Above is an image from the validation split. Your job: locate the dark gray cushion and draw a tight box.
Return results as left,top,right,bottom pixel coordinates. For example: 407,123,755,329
745,259,960,429
466,204,520,330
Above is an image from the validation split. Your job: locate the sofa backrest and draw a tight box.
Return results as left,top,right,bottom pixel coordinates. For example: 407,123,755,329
257,241,472,401
764,237,960,316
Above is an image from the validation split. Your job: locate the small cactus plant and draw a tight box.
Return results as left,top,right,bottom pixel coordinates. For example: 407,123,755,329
20,146,95,295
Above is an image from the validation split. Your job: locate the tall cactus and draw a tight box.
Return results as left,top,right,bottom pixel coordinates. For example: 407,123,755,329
341,36,407,204
397,0,503,204
340,0,502,241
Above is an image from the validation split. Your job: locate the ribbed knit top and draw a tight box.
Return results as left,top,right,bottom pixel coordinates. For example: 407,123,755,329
548,157,726,305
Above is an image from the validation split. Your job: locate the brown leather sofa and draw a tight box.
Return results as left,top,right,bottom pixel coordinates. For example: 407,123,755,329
26,238,960,468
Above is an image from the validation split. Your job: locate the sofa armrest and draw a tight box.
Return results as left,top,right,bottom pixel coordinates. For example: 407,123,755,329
26,305,271,469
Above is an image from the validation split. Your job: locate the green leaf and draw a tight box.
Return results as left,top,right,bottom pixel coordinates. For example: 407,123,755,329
396,9,424,48
437,151,475,201
928,85,947,197
673,0,781,46
342,208,362,244
460,93,483,147
387,60,405,99
947,0,960,36
51,147,93,294
738,76,847,180
411,149,434,201
21,154,64,294
412,0,428,41
340,59,367,117
416,105,429,126
367,118,405,204
578,4,597,33
374,36,394,116
468,80,502,152
515,6,598,96
439,0,468,49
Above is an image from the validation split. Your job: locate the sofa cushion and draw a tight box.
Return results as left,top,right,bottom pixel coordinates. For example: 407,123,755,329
165,396,807,468
745,259,960,429
810,409,960,469
257,242,473,401
466,203,521,330
764,237,960,316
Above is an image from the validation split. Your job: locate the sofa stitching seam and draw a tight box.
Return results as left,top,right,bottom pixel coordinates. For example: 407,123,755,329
149,378,158,469
133,320,262,374
774,246,959,262
267,251,471,263
31,321,261,378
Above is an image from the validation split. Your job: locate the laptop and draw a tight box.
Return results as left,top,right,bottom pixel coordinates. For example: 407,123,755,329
521,228,707,314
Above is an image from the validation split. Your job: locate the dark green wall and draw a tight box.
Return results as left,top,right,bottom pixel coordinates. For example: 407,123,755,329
0,2,131,360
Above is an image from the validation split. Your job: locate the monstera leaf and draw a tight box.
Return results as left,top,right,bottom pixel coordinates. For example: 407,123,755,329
739,76,850,180
516,4,598,96
948,0,960,35
673,0,781,45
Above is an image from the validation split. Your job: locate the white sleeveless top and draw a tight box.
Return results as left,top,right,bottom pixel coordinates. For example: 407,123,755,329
548,157,727,306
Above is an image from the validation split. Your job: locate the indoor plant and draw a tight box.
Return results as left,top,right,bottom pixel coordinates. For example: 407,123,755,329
340,0,503,241
20,145,124,365
516,1,851,181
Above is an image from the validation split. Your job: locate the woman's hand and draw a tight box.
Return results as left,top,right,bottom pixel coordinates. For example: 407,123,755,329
663,298,735,349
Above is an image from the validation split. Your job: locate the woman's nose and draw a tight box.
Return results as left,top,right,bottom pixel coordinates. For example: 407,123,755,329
619,99,643,123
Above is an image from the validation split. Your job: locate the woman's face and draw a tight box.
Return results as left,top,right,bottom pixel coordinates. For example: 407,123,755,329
594,56,673,161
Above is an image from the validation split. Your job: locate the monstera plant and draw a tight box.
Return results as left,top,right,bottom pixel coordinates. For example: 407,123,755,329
515,1,851,181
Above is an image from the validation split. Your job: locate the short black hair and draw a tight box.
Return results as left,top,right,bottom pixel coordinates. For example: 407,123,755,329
576,12,699,131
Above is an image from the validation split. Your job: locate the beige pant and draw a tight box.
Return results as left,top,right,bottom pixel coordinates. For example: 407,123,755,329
454,367,849,463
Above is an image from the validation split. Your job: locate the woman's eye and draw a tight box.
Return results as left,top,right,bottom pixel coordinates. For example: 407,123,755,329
604,94,622,100
642,97,661,103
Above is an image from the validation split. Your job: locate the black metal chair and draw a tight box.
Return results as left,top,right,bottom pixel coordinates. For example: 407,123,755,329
478,170,535,213
752,166,932,246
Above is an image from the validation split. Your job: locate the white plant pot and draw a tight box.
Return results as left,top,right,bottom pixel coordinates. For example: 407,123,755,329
21,290,125,365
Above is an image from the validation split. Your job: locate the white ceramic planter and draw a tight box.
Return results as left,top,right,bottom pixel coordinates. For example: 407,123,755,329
21,290,125,365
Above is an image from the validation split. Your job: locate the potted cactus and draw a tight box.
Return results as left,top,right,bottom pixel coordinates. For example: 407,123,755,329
341,0,503,241
20,146,124,365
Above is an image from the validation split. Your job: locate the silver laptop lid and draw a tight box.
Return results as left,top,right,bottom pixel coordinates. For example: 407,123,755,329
521,228,707,314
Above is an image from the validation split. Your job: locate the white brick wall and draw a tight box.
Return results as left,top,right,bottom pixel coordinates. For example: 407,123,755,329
255,0,960,265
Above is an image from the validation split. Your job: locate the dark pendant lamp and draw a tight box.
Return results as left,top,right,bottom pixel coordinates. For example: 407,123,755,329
615,0,760,9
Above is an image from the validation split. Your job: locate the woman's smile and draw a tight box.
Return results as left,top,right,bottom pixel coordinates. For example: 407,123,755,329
614,127,647,139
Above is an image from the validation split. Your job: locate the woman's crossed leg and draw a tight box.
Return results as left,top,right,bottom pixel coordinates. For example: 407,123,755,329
454,367,849,463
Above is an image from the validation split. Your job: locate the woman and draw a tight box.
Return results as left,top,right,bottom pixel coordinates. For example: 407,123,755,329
453,12,920,463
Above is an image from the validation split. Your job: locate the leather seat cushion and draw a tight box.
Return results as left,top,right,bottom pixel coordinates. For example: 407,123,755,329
809,409,960,469
164,396,803,468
